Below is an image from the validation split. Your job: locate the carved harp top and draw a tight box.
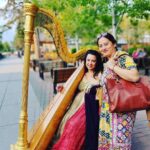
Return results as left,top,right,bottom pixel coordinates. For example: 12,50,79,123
24,3,97,63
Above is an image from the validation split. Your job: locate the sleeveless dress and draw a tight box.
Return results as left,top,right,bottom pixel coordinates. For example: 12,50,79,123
98,52,137,150
52,76,100,150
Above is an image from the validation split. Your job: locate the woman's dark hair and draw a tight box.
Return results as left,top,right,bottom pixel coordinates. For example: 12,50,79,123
97,32,118,62
97,32,117,46
84,49,103,78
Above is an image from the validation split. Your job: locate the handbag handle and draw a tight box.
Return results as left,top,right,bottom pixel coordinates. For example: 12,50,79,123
112,53,135,81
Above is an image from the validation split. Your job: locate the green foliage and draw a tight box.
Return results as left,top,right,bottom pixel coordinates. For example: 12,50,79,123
13,19,24,50
3,42,11,52
1,0,149,47
0,42,4,52
144,46,150,56
27,0,150,48
0,42,11,52
127,0,150,20
32,0,149,41
130,19,139,26
31,0,112,43
128,46,150,56
128,47,137,56
71,48,76,54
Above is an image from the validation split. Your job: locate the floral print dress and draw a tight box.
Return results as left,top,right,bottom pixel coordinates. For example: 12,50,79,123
98,52,137,150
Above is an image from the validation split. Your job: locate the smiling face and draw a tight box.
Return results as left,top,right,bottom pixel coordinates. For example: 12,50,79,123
85,54,97,71
98,37,116,58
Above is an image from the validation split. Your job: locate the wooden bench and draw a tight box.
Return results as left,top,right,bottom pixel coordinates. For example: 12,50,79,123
134,57,150,75
38,60,67,79
52,67,77,94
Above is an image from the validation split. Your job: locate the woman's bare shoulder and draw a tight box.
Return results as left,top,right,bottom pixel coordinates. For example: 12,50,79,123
98,72,102,78
94,72,102,81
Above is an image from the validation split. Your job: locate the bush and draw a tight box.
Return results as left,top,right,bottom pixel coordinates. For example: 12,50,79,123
144,46,150,56
0,42,4,52
128,47,137,56
3,42,11,52
0,42,11,52
128,46,150,56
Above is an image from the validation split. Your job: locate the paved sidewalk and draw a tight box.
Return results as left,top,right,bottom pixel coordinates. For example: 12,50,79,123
132,111,150,150
0,55,43,150
0,55,150,150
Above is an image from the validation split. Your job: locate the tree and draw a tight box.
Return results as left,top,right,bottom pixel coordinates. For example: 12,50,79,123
0,0,24,32
3,42,11,52
1,0,150,47
13,19,24,50
92,0,150,38
0,41,11,52
120,15,150,46
32,0,112,45
32,0,150,43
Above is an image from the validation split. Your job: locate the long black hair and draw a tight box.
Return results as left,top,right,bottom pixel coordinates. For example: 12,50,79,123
84,49,103,78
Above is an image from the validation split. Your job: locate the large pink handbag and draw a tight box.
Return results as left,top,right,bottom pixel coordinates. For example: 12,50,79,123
106,76,150,113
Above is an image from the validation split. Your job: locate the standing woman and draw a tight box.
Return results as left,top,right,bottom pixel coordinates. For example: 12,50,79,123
97,33,140,149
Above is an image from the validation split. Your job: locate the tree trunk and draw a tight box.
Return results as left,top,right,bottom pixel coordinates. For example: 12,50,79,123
75,34,79,51
112,0,116,39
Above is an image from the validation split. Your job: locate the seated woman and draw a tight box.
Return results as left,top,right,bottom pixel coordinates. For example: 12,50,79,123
52,50,103,150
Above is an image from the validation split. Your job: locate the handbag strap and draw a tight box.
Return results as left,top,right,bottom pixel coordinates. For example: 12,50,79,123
116,51,129,60
107,52,129,82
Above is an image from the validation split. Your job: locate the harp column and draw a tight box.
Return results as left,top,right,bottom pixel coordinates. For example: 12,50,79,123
11,3,38,150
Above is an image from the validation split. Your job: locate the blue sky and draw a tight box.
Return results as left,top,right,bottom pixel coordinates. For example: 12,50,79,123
0,0,16,43
0,18,16,43
0,0,8,9
2,25,16,43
